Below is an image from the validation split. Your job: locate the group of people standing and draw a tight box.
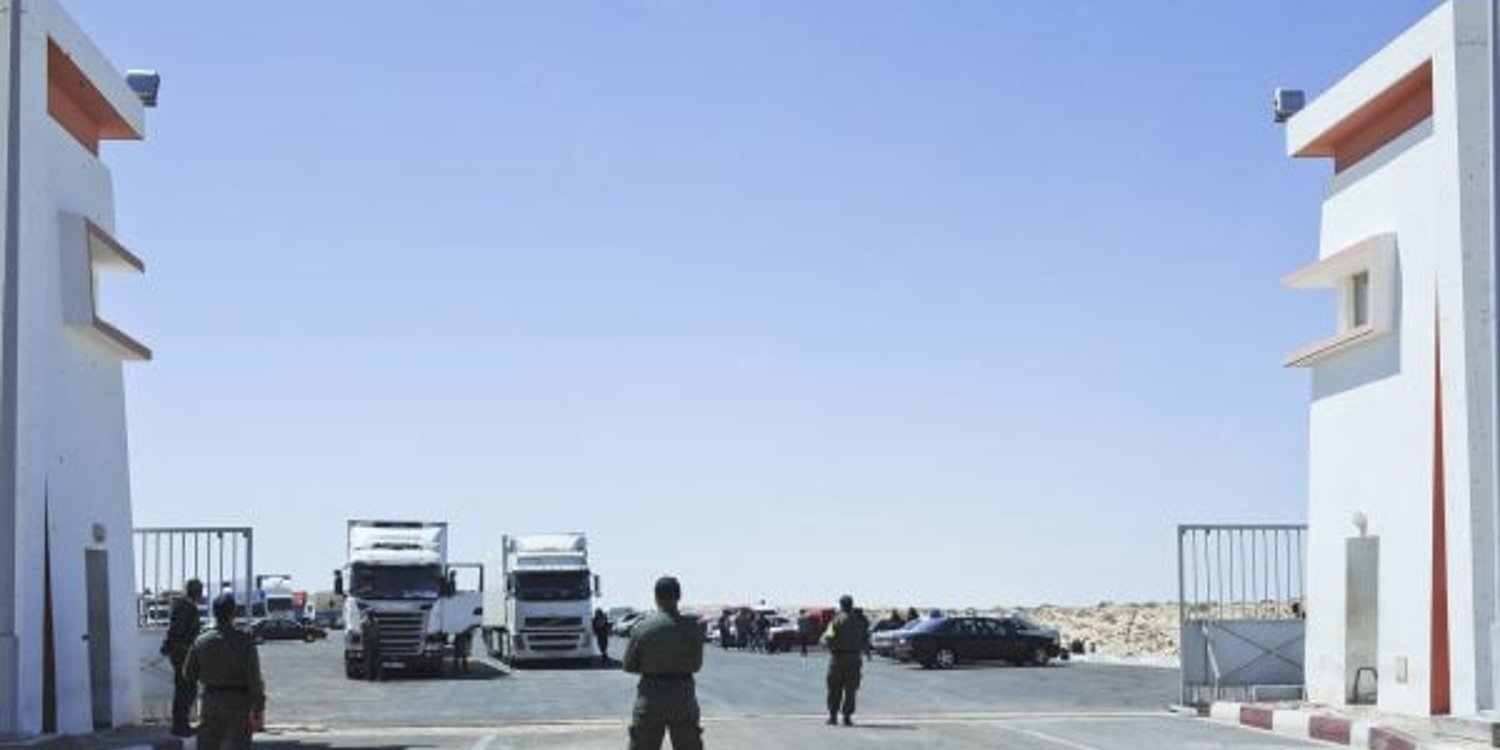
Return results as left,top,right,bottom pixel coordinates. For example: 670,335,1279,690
622,577,874,750
715,608,772,652
160,578,267,750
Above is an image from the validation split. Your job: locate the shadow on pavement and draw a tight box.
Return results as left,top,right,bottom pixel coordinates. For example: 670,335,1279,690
890,661,1071,672
445,660,510,680
256,742,429,750
364,660,510,681
847,723,919,731
503,658,619,671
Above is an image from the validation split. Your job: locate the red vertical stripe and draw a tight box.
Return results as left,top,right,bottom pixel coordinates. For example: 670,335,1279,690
1432,318,1451,715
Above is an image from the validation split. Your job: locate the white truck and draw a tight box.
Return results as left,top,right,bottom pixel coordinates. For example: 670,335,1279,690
483,533,601,664
336,520,480,678
257,574,297,622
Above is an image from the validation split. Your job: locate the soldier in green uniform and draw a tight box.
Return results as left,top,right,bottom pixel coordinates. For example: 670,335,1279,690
361,610,383,682
184,593,266,750
822,594,868,727
622,576,703,750
159,578,203,737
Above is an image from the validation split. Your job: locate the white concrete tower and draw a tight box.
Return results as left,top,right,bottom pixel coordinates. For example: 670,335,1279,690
0,0,152,735
1284,0,1497,718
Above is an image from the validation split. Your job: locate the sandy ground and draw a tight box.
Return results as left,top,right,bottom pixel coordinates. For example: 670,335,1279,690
1019,602,1179,659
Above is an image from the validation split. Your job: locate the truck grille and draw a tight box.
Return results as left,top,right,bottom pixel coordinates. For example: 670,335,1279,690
524,616,583,629
521,629,586,652
374,612,426,656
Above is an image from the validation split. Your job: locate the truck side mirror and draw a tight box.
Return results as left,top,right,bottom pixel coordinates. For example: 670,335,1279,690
593,575,602,598
333,570,344,598
443,570,457,597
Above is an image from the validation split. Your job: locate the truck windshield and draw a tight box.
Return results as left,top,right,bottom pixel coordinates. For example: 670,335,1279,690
350,564,442,600
266,598,295,614
515,571,590,602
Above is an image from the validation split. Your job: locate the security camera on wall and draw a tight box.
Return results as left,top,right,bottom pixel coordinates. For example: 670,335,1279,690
1273,88,1305,123
125,69,159,107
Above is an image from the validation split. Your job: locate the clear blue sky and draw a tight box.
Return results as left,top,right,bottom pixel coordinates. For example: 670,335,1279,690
69,0,1440,608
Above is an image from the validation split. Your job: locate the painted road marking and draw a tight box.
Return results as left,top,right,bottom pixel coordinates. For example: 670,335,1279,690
468,730,503,750
1000,726,1111,750
269,708,1173,734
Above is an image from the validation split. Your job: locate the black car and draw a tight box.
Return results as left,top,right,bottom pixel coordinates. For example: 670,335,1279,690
871,616,930,658
892,615,1059,669
252,618,327,643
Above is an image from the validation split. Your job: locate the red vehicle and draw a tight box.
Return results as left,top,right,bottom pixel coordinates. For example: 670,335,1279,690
767,608,836,653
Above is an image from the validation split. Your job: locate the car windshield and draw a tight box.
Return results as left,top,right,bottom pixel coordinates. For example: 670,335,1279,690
514,570,591,602
910,617,950,633
350,563,443,600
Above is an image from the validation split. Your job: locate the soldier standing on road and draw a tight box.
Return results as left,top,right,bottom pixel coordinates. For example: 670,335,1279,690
362,610,383,681
454,628,473,674
622,576,703,750
797,613,815,657
160,578,203,737
184,593,266,750
822,594,868,727
593,608,612,665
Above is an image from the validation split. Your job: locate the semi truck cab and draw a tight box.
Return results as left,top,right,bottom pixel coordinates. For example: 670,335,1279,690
339,521,451,678
484,533,601,664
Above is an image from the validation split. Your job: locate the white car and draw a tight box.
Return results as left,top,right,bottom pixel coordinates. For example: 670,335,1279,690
766,616,802,652
613,611,647,637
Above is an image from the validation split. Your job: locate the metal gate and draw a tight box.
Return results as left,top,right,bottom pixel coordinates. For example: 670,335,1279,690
1178,524,1307,706
133,527,254,627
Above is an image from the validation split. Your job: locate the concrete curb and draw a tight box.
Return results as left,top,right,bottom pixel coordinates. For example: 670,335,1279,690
0,730,181,750
1207,702,1460,750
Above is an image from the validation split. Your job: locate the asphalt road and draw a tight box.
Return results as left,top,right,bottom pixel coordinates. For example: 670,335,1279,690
249,638,1314,749
254,718,1318,750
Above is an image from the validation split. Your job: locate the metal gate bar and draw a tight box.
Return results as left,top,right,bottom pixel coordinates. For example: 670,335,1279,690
133,527,254,627
1178,524,1307,706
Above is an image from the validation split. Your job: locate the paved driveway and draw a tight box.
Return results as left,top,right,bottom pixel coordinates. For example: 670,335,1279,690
251,639,1311,749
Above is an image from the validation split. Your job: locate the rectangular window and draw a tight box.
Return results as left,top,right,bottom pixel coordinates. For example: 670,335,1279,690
1350,271,1370,328
1281,233,1395,368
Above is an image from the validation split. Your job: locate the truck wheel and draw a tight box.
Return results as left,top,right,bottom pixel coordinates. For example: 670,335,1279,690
345,659,363,680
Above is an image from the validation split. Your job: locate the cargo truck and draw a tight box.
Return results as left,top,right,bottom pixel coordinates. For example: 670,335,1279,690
483,533,600,664
256,574,297,622
336,520,474,678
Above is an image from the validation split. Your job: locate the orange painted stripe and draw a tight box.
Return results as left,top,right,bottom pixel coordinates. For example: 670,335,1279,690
1432,316,1451,715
